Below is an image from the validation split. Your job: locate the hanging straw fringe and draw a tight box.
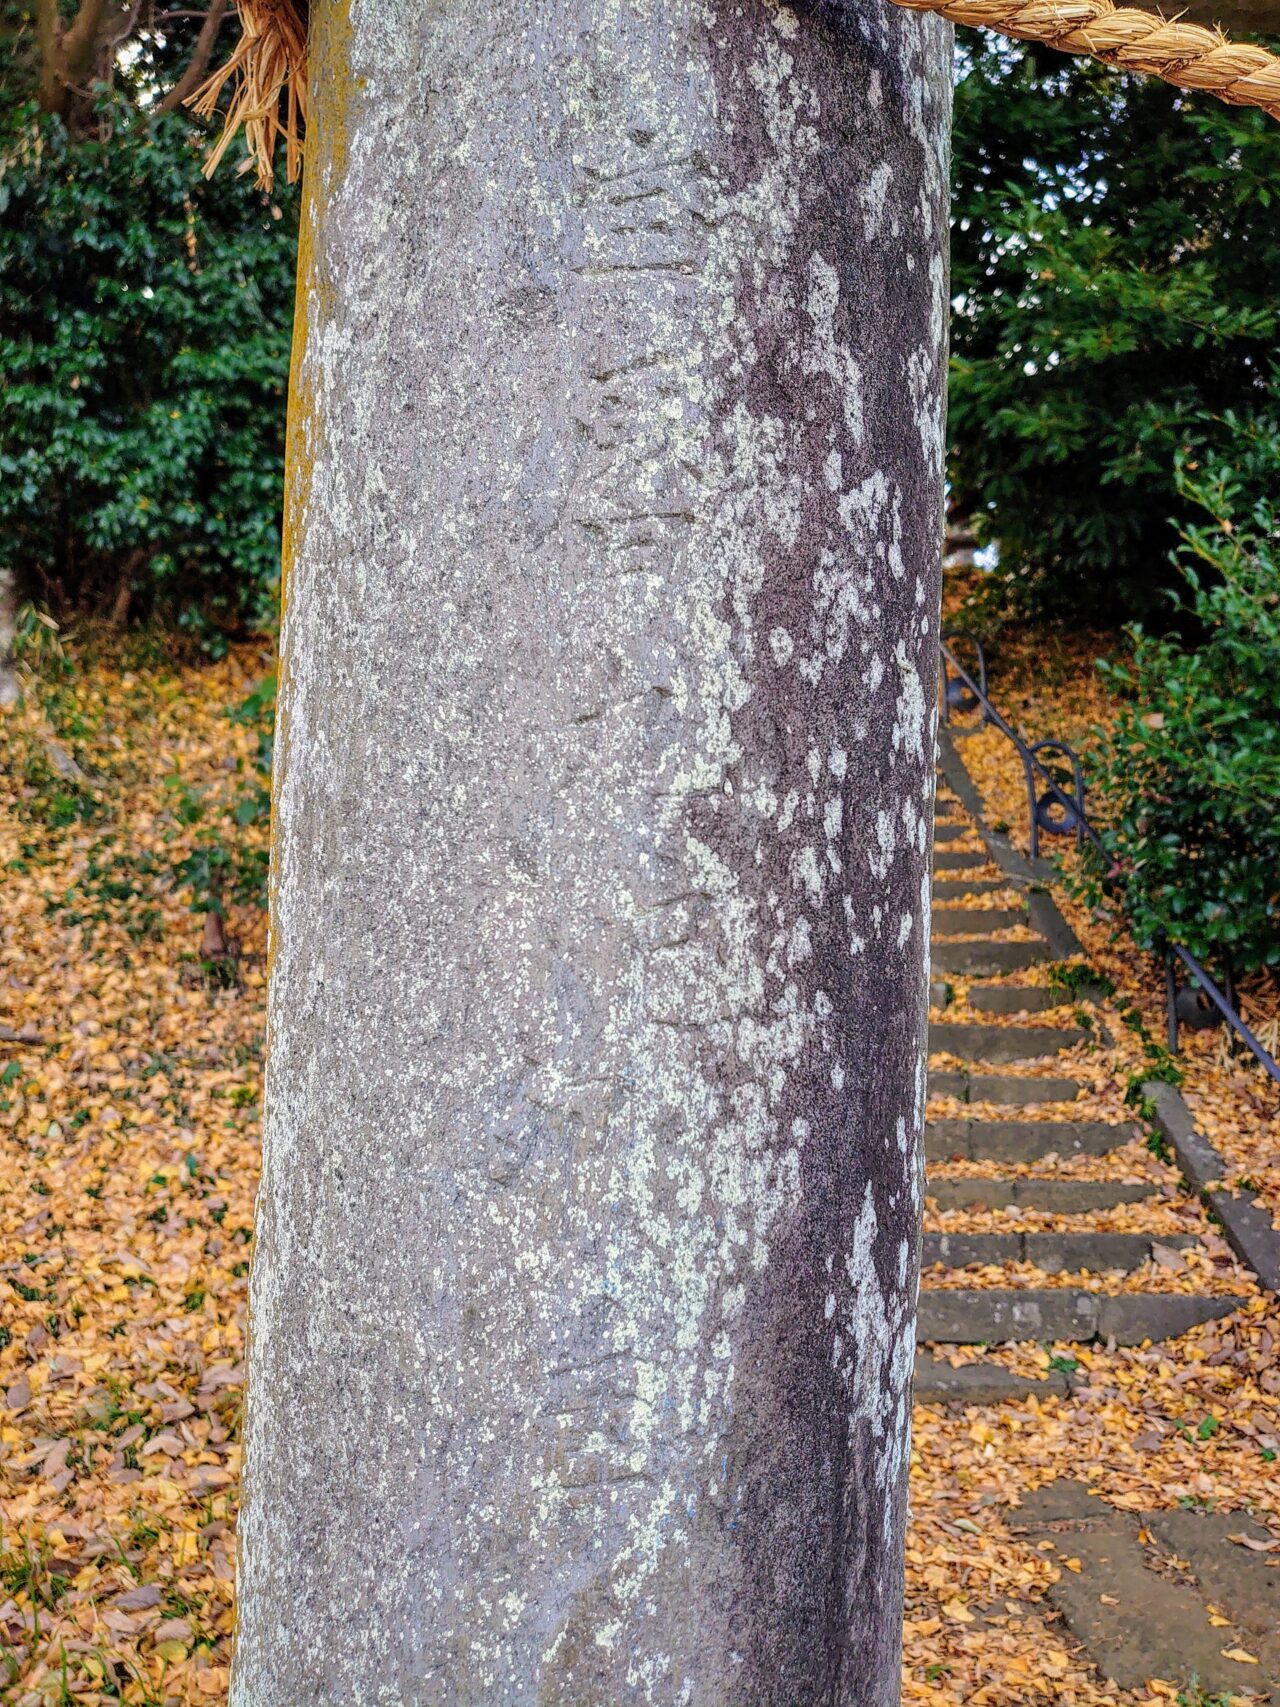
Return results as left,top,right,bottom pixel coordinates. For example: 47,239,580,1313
191,0,1278,188
889,0,1280,121
188,0,308,190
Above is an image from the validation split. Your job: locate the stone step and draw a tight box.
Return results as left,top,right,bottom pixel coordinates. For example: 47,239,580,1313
929,1021,1085,1062
929,1071,1082,1106
926,1118,1132,1163
922,1232,1196,1274
933,823,971,843
931,879,1011,902
913,1352,1072,1403
932,939,1046,975
925,1178,1155,1215
967,984,1062,1014
931,907,1025,936
933,849,990,872
1006,1484,1280,1694
917,1288,1246,1346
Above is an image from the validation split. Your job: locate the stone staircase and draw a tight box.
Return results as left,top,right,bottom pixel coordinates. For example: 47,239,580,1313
915,765,1248,1404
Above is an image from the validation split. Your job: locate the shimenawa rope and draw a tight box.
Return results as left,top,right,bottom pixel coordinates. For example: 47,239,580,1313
190,0,1279,189
893,0,1280,120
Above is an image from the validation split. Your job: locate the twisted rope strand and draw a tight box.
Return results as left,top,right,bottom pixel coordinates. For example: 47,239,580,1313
189,0,308,188
889,0,1280,121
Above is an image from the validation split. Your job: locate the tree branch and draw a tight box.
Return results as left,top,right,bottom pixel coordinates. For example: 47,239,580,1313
59,0,113,83
153,0,229,114
34,0,66,112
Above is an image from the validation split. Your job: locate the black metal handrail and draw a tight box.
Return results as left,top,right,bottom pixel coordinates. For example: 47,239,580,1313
938,631,1280,1087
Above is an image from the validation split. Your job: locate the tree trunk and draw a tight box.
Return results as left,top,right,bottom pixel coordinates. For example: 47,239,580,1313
0,569,19,709
234,1,951,1701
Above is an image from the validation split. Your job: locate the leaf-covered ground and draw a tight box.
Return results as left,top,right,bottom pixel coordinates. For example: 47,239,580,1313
1,639,1276,1705
0,642,269,1704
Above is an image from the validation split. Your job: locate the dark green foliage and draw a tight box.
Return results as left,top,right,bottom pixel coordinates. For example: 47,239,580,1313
0,97,298,647
951,39,1280,625
1083,411,1280,973
173,673,274,914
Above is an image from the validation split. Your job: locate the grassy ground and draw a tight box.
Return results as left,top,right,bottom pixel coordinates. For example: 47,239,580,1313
0,636,1276,1706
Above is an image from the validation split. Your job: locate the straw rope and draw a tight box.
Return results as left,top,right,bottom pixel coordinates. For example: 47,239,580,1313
191,0,1279,189
189,0,307,188
889,0,1280,120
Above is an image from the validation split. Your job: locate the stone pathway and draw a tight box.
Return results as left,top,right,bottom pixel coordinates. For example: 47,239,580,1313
917,735,1277,1699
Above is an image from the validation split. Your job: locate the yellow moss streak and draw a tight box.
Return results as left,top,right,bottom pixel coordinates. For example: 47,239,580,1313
269,0,353,961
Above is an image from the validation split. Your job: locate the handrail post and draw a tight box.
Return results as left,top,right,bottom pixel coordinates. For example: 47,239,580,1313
1023,749,1040,861
1164,947,1180,1055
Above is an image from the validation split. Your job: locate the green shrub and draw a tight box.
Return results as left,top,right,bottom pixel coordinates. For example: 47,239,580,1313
951,40,1280,626
1083,410,1280,974
0,98,297,649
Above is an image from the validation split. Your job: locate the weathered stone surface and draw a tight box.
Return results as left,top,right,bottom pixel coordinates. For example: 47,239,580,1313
1007,1479,1109,1528
1025,888,1086,959
931,879,1010,902
922,1232,1019,1268
1146,1079,1280,1292
917,1289,1100,1343
1145,1510,1280,1666
918,1288,1243,1345
931,939,1045,974
1095,1292,1246,1343
1025,1232,1194,1272
1010,1495,1280,1693
932,848,990,871
967,983,1060,1013
912,1354,1070,1404
929,1022,1084,1062
233,1,953,1702
924,1178,1154,1214
923,1119,972,1161
967,1073,1082,1105
928,1070,1082,1106
922,1232,1195,1273
932,823,970,842
1043,1529,1267,1693
930,907,1024,936
925,1118,1131,1163
927,1069,967,1100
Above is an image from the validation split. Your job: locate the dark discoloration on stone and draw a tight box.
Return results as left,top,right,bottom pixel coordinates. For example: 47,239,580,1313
233,0,952,1702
